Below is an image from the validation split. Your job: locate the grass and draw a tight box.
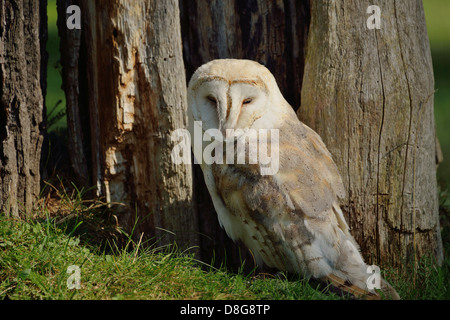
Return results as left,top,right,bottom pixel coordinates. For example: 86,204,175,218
0,189,338,300
1,182,448,300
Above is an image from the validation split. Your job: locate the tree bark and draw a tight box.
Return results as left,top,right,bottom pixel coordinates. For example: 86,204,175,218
299,0,443,267
0,0,47,217
79,0,199,251
180,0,310,270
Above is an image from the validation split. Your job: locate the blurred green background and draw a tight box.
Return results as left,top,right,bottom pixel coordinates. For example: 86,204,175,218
45,0,450,186
46,1,65,130
423,0,450,188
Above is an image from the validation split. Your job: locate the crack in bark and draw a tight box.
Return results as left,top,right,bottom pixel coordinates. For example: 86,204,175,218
394,0,415,236
374,29,385,264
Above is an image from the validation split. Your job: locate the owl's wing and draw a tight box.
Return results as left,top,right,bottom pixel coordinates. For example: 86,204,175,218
272,117,347,220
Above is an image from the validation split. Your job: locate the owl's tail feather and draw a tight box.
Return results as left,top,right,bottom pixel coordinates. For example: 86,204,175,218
322,274,380,300
378,277,401,300
322,273,400,300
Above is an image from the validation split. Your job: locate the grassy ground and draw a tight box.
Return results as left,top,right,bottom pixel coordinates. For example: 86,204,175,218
0,226,328,300
0,183,448,300
0,185,340,300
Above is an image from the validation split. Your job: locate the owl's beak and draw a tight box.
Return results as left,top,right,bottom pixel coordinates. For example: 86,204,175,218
224,128,232,140
220,119,237,141
221,127,236,141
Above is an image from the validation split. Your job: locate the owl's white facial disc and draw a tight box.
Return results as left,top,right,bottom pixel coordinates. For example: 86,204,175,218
189,76,269,141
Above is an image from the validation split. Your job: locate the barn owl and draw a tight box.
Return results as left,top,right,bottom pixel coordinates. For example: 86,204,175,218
187,59,399,299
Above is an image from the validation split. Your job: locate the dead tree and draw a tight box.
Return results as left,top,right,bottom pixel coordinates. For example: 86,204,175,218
0,0,47,217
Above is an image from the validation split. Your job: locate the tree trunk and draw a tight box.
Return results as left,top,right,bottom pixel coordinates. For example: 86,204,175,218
299,0,443,267
0,0,47,217
180,0,310,270
78,0,199,251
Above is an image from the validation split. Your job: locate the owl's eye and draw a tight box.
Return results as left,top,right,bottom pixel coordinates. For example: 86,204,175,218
242,98,253,105
206,95,217,106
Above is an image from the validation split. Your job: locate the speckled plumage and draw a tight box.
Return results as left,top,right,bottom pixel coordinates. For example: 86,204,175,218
187,59,399,299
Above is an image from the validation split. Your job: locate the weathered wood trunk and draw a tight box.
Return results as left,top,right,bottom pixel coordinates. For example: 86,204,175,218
299,0,443,267
0,0,47,217
77,0,199,251
180,0,310,270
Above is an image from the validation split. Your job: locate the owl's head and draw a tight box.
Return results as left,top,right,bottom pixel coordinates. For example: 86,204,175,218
187,59,288,140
